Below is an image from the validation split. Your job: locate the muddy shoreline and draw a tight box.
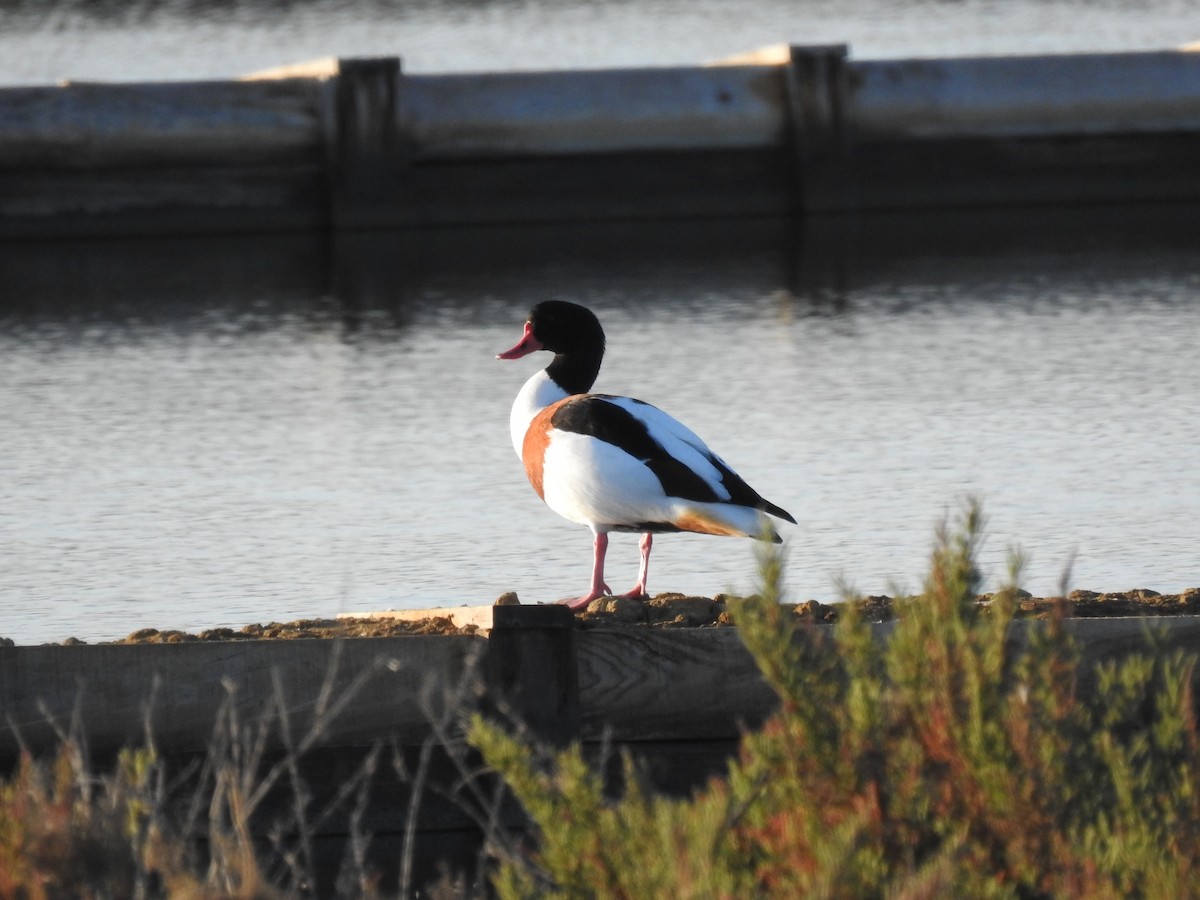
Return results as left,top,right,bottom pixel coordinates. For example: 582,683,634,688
85,587,1200,645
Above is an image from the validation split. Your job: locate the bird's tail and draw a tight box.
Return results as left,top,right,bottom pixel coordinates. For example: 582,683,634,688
671,502,785,542
759,498,796,525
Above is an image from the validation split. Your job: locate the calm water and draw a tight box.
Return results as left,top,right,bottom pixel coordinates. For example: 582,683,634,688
2,0,1200,85
3,2,1200,643
3,212,1199,644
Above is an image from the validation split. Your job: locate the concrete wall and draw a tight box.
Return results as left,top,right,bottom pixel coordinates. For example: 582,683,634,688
4,47,1200,237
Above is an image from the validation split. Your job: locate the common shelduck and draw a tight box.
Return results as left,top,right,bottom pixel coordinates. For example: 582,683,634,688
497,301,795,610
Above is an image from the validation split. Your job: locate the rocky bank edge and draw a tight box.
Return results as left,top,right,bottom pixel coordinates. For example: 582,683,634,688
72,586,1200,645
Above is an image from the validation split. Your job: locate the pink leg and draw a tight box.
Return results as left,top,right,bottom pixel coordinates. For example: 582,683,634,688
563,531,613,610
617,532,652,599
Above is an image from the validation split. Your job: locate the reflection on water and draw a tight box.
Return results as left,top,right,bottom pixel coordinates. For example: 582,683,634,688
2,209,1199,644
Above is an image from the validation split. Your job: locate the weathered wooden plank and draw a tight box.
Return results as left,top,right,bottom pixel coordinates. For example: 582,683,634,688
0,636,485,757
0,78,326,168
0,163,324,220
576,628,776,741
845,132,1200,211
574,616,1200,743
399,147,794,226
402,66,786,160
188,743,516,836
1058,615,1200,669
851,51,1200,140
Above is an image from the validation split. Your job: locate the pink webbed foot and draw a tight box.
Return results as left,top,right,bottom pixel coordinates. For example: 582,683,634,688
614,534,653,601
562,586,610,611
559,531,616,611
559,531,652,611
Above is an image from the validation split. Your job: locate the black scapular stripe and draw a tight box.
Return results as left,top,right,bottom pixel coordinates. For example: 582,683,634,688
550,396,723,504
549,394,794,525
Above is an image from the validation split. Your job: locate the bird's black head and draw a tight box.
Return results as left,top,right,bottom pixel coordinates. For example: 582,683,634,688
527,301,606,357
496,301,606,395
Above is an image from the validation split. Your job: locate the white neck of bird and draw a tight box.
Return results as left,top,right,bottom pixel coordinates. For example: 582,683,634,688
509,368,570,457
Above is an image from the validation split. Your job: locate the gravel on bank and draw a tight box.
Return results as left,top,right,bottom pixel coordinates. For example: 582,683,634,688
91,586,1200,645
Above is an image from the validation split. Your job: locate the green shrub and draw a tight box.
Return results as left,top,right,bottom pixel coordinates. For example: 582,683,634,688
471,502,1200,899
0,744,156,899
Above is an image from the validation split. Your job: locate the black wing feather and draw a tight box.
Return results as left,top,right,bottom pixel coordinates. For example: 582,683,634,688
550,395,794,523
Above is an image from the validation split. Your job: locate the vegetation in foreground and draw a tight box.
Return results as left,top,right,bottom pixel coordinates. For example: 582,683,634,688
0,501,1196,897
471,502,1200,898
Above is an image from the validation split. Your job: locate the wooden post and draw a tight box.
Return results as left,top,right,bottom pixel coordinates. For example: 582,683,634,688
329,57,410,229
484,605,580,746
786,44,854,212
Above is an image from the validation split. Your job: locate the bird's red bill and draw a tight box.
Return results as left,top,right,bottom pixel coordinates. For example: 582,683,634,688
496,321,544,359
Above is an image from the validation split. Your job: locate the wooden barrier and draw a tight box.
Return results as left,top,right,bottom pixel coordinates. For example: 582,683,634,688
3,610,1200,762
4,47,1200,236
1,611,1198,890
0,635,485,756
